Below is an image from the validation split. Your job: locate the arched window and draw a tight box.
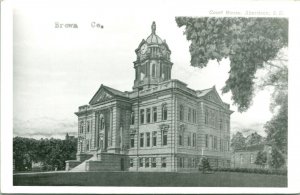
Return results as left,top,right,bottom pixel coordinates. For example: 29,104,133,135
162,104,168,120
179,105,184,121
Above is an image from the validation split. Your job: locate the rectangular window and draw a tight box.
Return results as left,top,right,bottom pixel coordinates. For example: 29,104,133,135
145,158,150,167
205,134,209,148
192,133,196,147
153,107,157,122
179,157,184,168
151,157,156,168
210,136,213,149
131,111,135,125
162,104,168,120
192,158,196,168
187,134,191,146
205,109,208,124
152,131,157,146
179,105,184,121
140,109,144,124
250,154,254,164
140,133,144,147
188,107,192,122
146,132,150,147
139,158,143,167
146,108,151,123
162,131,167,146
130,158,133,167
161,157,167,168
87,122,90,133
214,136,218,150
193,109,197,123
130,134,135,148
188,158,192,168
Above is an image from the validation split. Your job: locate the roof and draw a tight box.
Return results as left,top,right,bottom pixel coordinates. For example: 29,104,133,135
146,34,163,44
196,87,213,97
102,85,128,98
235,144,267,152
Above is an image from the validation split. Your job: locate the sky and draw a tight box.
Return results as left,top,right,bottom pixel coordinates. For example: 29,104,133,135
13,2,274,139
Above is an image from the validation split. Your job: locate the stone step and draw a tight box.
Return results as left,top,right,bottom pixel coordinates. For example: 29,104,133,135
69,155,98,172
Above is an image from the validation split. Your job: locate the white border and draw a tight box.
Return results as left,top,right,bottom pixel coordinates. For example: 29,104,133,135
2,0,300,194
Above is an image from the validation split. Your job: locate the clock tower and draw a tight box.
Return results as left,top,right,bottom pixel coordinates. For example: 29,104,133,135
133,21,173,90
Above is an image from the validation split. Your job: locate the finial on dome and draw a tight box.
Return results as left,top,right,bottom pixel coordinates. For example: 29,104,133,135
151,21,156,34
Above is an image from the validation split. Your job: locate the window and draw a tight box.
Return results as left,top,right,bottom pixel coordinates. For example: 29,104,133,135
152,131,157,146
140,109,144,124
146,133,150,147
188,107,192,122
192,133,196,147
210,136,213,149
193,109,197,123
80,122,84,133
131,111,135,125
179,133,183,146
161,157,167,168
205,134,209,148
179,105,184,121
219,118,223,130
187,134,191,146
162,131,168,146
139,158,143,167
162,104,168,120
250,154,254,164
153,107,157,122
214,136,218,150
146,108,151,123
151,158,156,167
87,122,90,133
205,109,208,124
152,63,156,77
188,158,192,168
140,133,144,147
179,157,184,168
86,141,89,151
192,158,196,168
100,117,105,130
130,158,134,167
145,158,150,167
130,134,135,148
240,154,244,164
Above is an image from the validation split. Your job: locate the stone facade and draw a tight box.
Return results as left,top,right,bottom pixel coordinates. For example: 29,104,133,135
66,22,233,172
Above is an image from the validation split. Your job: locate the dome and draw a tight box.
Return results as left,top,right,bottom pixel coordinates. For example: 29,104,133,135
146,22,163,44
146,34,163,44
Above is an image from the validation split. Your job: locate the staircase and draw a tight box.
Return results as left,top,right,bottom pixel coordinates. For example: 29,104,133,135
69,155,98,172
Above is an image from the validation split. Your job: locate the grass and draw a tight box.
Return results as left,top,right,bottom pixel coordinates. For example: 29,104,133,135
13,171,287,187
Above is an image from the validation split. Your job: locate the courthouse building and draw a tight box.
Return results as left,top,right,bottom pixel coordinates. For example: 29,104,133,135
66,22,233,172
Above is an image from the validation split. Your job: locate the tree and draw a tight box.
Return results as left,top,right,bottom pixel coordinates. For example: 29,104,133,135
231,132,246,151
175,17,288,112
269,147,286,169
255,151,267,168
245,132,263,146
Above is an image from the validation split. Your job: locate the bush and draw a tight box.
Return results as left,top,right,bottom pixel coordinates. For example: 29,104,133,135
213,167,287,175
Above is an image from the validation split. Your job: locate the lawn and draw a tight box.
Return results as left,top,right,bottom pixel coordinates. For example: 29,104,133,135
13,171,287,187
